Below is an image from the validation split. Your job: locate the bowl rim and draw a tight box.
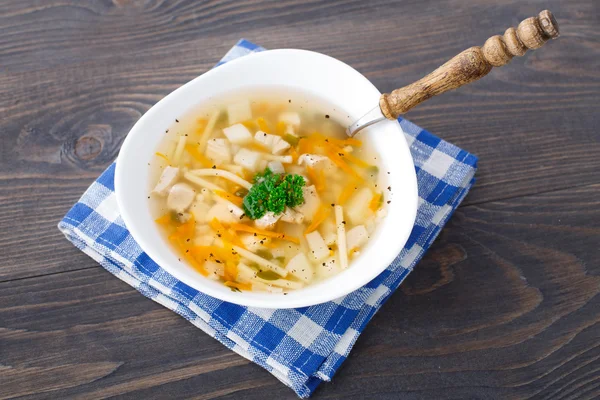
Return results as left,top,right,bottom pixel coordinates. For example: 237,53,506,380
115,48,418,308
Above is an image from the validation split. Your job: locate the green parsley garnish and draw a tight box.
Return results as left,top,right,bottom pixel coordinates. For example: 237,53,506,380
242,168,305,220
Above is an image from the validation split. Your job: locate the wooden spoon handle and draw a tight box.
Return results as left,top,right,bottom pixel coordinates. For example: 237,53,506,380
379,10,560,119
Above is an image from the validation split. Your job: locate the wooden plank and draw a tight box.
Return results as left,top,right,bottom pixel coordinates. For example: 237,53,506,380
1,183,599,399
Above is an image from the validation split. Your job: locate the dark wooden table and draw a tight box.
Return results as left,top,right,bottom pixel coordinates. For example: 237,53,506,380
2,1,599,398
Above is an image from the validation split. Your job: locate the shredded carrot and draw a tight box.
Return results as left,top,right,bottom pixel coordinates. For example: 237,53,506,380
306,166,325,192
276,121,286,136
242,120,258,131
326,149,363,180
213,190,243,207
209,218,244,247
247,141,271,153
338,180,358,205
304,204,331,234
155,214,171,225
175,214,196,239
224,280,252,291
194,118,208,138
184,252,208,276
256,117,270,133
155,152,171,164
184,144,212,168
369,192,382,211
289,147,299,163
229,223,300,244
223,262,238,282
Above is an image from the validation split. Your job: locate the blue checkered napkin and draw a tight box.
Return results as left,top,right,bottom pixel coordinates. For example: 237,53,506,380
58,39,477,397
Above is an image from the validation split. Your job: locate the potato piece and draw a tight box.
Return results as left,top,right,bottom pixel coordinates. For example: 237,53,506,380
254,131,291,155
189,201,211,223
152,166,179,195
316,256,341,280
267,160,285,174
305,230,330,262
206,203,236,224
206,138,231,164
346,225,369,251
281,207,304,224
295,185,320,221
239,233,269,252
254,211,281,230
345,187,374,225
279,111,301,127
286,253,314,283
227,100,252,125
223,123,253,145
233,148,261,171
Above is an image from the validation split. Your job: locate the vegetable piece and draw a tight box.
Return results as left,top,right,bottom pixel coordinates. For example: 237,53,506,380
231,245,287,276
282,134,299,146
239,233,269,252
325,148,362,180
224,281,252,291
206,138,232,164
184,172,226,192
233,148,261,171
152,166,179,195
295,185,320,221
305,230,330,262
304,204,330,234
254,211,281,230
155,152,171,165
213,190,243,207
189,201,211,223
346,225,369,251
167,182,196,212
256,117,270,133
305,166,325,192
338,180,358,205
185,144,213,168
320,218,337,246
316,256,341,279
267,160,285,174
285,253,314,283
280,207,304,224
334,205,349,269
173,135,187,166
279,111,301,127
223,123,253,145
197,109,220,152
205,260,225,280
206,204,237,224
227,100,252,125
297,154,329,167
242,168,305,220
189,168,252,190
369,192,382,211
212,195,245,218
346,187,374,225
254,131,291,155
230,223,300,244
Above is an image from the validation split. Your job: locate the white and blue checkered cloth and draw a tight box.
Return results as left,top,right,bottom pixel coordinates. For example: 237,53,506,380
59,39,477,398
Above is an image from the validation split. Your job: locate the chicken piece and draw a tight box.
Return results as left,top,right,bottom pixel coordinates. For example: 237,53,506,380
206,138,232,164
280,207,304,224
346,225,369,251
254,131,291,155
152,166,179,195
254,211,281,230
286,253,314,283
227,100,252,125
305,230,330,262
233,148,261,171
167,183,196,213
206,203,236,223
223,123,253,145
297,154,329,167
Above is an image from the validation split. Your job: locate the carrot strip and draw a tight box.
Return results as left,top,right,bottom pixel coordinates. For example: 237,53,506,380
289,147,299,163
224,280,252,291
369,192,382,211
155,152,171,164
209,218,244,247
338,180,358,205
242,120,258,131
213,190,243,206
247,141,271,153
185,144,213,168
304,204,331,234
306,166,325,192
276,121,286,136
229,223,300,244
256,117,270,133
155,214,171,225
326,149,363,180
223,262,238,282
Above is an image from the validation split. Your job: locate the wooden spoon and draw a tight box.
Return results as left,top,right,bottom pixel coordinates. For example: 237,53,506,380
347,10,560,137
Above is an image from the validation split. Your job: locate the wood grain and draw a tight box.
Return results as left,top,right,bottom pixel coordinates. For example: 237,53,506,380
1,183,599,399
1,0,599,398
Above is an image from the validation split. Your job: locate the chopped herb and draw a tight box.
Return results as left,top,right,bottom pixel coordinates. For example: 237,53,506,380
255,249,273,260
256,270,280,280
230,287,241,293
242,168,305,219
282,133,299,146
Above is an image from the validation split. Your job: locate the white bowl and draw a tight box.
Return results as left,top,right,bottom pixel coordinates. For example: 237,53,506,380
115,49,418,309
